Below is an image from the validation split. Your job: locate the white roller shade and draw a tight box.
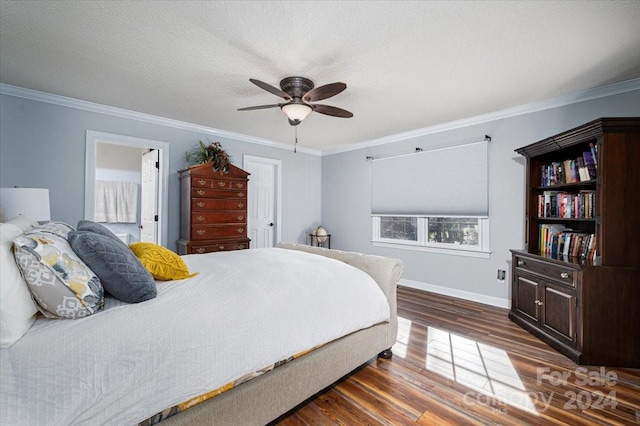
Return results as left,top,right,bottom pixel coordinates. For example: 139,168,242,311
371,141,488,216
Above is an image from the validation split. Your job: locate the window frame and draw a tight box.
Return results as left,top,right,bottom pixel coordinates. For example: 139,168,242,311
372,214,490,258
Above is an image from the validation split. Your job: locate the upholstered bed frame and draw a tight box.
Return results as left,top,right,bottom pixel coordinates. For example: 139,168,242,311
162,242,403,426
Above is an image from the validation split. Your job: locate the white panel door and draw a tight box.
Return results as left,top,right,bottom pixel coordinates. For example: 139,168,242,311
140,149,159,243
246,159,277,248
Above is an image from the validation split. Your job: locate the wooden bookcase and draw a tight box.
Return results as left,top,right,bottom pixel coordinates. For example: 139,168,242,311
510,117,640,367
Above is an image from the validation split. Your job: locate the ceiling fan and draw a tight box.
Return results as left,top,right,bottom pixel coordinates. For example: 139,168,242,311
238,76,353,126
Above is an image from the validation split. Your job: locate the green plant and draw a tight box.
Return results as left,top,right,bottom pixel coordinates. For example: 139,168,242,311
184,141,232,174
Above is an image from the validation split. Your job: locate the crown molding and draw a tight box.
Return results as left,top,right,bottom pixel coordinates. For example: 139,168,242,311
3,78,638,158
0,84,321,156
321,77,640,156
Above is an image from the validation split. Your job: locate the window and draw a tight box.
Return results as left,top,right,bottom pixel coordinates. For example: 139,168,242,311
372,215,490,258
370,139,490,258
380,216,418,242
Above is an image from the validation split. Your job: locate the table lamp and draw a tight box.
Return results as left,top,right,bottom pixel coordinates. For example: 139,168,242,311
0,187,51,223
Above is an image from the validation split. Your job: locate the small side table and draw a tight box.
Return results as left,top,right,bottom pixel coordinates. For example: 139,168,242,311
308,234,331,249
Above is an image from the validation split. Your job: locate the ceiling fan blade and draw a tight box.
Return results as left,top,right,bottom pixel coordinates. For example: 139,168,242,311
303,82,347,102
249,78,291,100
312,104,353,118
237,104,282,111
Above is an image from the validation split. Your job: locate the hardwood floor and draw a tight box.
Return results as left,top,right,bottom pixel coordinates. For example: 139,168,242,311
273,286,640,425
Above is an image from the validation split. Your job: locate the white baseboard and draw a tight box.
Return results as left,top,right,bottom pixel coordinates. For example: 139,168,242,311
399,278,511,309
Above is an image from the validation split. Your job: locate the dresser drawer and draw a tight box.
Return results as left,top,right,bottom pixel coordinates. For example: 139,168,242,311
189,239,250,254
514,255,576,287
192,188,246,199
192,177,247,190
192,198,246,211
192,212,246,224
192,224,247,240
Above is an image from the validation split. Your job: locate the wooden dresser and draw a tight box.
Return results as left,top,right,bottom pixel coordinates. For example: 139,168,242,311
177,162,250,254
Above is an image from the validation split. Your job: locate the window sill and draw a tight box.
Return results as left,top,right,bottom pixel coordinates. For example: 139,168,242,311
372,241,491,259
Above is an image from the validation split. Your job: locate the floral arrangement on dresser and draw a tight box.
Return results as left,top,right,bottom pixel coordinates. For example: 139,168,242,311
184,141,232,175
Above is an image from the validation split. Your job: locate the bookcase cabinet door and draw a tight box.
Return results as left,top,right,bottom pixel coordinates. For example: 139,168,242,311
540,282,576,348
513,274,540,323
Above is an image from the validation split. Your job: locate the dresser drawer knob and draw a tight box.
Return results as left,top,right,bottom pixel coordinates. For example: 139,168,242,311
237,192,244,197
197,202,205,208
237,215,244,221
198,179,207,186
560,272,569,279
196,229,205,235
197,190,205,196
517,260,525,266
237,228,244,233
196,247,205,254
236,183,244,188
218,181,226,187
237,203,244,208
197,216,205,222
535,300,544,306
218,245,225,250
238,244,245,249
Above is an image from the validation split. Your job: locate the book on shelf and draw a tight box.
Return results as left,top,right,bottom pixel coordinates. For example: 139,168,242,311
582,150,597,180
538,224,596,260
540,144,598,187
538,190,595,219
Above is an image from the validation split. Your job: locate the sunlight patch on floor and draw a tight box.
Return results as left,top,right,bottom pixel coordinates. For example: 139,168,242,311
425,326,539,415
392,316,412,358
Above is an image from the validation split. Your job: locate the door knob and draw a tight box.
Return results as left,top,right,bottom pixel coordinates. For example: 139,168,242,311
269,223,274,227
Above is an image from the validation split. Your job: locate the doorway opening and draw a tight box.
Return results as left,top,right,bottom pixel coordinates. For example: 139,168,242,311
84,130,169,247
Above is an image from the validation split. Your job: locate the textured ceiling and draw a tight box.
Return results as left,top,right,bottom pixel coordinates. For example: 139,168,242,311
1,1,640,152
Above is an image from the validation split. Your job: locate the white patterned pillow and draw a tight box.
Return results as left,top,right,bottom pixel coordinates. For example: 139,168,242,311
13,230,104,319
32,221,75,239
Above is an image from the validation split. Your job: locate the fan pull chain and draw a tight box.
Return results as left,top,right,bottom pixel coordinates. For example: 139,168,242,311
294,125,298,153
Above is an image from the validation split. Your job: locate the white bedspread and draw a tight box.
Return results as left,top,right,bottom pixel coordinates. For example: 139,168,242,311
0,248,389,425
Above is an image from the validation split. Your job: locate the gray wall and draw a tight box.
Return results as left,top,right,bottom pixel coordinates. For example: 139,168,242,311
322,89,640,304
0,94,322,250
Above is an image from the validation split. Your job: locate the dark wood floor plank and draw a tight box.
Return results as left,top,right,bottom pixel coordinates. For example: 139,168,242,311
273,286,640,425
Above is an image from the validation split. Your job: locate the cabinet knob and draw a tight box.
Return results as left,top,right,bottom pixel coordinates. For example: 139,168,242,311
237,215,244,221
195,248,205,254
237,203,244,208
197,215,205,222
218,245,225,250
196,229,205,235
237,192,244,197
198,179,206,186
236,183,244,188
218,181,226,187
197,190,205,195
517,260,525,266
535,300,544,306
238,244,245,249
197,202,205,207
560,272,569,279
237,228,244,233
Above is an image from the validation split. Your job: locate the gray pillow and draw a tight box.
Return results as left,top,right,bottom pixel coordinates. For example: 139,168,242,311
76,220,124,245
68,231,156,303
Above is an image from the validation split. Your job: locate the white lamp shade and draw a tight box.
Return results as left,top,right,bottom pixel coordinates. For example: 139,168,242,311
281,103,313,122
0,188,51,222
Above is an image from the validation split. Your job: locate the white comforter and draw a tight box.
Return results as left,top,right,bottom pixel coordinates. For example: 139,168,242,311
0,248,389,425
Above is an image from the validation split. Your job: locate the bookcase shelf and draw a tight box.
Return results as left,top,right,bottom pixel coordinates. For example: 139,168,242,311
510,117,640,367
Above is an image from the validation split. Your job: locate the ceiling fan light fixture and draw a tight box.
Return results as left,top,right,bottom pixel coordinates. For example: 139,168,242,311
281,103,313,122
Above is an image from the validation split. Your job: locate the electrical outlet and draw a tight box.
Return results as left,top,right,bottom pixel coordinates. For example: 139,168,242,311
497,269,506,280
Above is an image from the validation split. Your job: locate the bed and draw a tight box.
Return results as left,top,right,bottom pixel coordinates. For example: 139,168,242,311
0,239,403,425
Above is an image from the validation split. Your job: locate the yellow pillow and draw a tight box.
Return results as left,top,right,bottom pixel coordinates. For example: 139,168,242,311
129,242,198,281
